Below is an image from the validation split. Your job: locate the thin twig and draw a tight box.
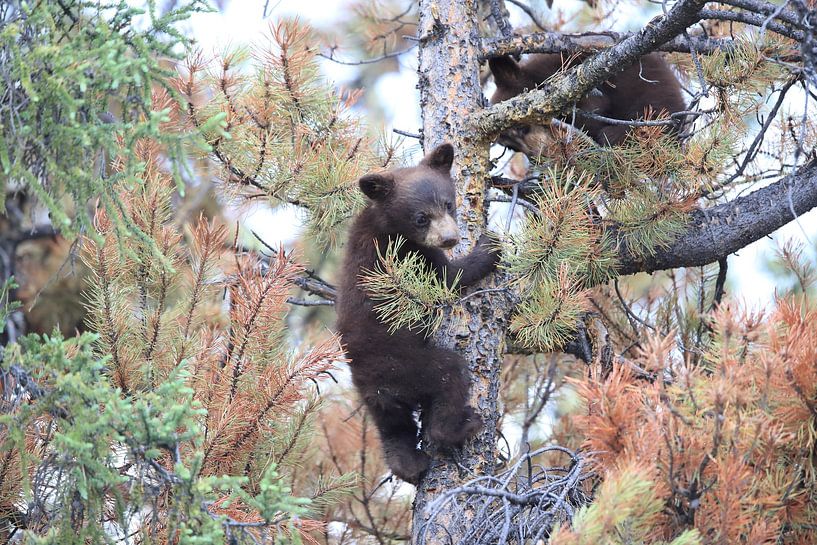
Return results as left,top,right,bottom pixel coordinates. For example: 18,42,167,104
393,128,422,139
698,9,804,41
710,258,728,312
318,45,417,66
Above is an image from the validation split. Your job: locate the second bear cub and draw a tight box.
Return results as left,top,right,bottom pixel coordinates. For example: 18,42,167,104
489,53,686,155
336,143,499,484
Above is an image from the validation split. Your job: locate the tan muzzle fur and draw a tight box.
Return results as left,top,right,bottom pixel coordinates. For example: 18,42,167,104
424,215,459,248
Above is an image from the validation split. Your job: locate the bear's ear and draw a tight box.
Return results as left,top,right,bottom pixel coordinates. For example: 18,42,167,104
420,143,454,173
489,56,522,85
359,172,395,201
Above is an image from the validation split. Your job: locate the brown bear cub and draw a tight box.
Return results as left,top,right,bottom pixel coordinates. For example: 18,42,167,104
336,143,500,484
488,53,686,155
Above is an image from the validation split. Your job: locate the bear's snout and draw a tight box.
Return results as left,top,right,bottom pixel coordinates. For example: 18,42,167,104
440,236,458,249
425,215,459,249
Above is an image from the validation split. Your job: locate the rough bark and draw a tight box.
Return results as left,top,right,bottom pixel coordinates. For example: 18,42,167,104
470,0,708,137
615,160,817,275
0,195,32,345
482,31,732,58
411,0,513,542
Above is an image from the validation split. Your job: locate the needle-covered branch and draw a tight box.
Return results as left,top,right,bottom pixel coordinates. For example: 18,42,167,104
615,160,817,275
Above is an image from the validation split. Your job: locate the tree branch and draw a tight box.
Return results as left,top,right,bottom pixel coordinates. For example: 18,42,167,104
471,0,709,137
698,9,803,41
482,31,732,59
614,160,817,275
720,0,806,30
505,0,546,31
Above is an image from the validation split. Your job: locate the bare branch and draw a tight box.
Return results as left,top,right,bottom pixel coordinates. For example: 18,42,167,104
251,230,338,300
614,160,817,276
720,0,806,30
392,128,422,139
286,297,334,307
698,9,803,41
505,0,546,31
482,31,733,59
318,45,416,66
15,225,59,243
415,447,589,545
723,78,798,186
488,0,513,38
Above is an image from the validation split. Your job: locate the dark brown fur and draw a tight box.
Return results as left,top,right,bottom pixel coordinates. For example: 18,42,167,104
335,144,499,484
488,53,686,152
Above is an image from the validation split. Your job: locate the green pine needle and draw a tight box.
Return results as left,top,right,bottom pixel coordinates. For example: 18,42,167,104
359,236,461,336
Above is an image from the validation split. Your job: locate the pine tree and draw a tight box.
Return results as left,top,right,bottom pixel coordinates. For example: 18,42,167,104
3,0,817,543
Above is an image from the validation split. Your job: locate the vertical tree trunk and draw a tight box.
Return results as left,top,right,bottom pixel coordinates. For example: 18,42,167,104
412,0,512,541
0,196,28,345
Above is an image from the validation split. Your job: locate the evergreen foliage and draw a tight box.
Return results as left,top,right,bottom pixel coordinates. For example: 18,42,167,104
501,168,613,350
0,0,217,241
0,330,319,544
509,264,591,352
359,236,461,335
176,21,392,249
0,143,354,543
356,31,796,352
550,464,702,545
2,0,816,542
563,286,817,542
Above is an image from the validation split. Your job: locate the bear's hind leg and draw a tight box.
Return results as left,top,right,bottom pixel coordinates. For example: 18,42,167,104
366,397,430,484
422,348,483,448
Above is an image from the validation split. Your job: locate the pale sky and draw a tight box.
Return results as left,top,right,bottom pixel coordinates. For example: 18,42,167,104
184,0,816,309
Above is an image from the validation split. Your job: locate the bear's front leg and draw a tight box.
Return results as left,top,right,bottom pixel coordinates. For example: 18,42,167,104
440,233,501,288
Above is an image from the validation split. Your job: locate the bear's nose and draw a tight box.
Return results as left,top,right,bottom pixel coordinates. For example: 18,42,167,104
440,236,458,249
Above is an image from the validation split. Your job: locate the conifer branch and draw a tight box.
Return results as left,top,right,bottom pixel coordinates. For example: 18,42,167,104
614,160,817,275
252,231,337,301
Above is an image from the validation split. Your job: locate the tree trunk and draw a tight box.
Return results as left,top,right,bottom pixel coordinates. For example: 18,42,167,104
0,195,29,345
411,1,512,542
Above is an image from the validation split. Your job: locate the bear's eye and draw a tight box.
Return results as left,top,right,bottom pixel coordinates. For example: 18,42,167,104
415,213,429,227
445,201,454,212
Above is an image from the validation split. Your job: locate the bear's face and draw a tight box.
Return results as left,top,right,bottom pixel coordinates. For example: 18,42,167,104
358,143,459,249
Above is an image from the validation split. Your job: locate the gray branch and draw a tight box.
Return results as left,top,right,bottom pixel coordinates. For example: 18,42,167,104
614,160,817,276
470,0,709,137
698,9,803,41
415,446,589,545
482,31,733,59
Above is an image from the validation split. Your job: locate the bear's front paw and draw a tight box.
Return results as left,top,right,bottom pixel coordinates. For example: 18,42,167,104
387,449,431,484
476,233,502,267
